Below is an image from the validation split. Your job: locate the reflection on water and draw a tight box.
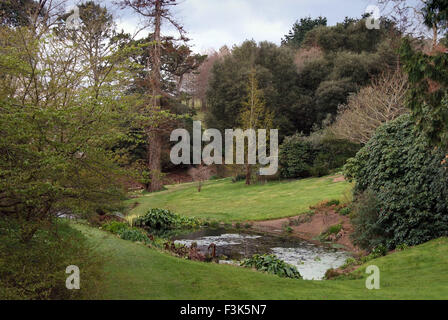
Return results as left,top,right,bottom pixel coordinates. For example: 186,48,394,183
173,228,350,280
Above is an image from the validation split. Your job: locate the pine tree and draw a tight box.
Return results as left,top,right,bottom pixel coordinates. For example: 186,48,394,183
240,68,273,185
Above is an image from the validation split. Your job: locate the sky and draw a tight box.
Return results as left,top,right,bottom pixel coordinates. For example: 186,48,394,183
78,0,378,52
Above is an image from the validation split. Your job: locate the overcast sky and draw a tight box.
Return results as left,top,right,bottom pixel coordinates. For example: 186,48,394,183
87,0,376,52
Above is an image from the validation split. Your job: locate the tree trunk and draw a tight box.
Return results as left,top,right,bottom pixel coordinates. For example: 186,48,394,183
147,0,164,192
148,130,163,192
245,163,251,185
200,97,207,111
432,24,438,50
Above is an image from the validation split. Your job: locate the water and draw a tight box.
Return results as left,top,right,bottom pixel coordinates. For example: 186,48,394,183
173,228,350,280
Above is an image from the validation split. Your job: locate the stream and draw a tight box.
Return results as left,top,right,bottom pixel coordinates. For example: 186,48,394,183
173,227,351,280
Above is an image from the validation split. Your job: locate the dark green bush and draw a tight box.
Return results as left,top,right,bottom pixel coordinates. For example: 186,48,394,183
350,190,389,250
0,220,103,300
240,254,302,279
279,134,316,178
133,208,201,230
345,115,448,249
279,133,359,179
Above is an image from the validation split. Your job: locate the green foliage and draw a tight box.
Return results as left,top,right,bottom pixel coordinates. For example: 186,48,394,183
279,133,359,179
0,220,103,299
396,243,409,251
279,134,316,178
102,221,130,235
206,19,399,136
319,223,342,241
399,38,448,149
133,208,201,231
337,206,352,216
101,220,151,243
282,16,327,48
283,223,293,234
0,0,37,27
118,228,148,243
349,190,388,250
326,199,340,206
240,254,302,279
345,115,448,249
206,40,307,138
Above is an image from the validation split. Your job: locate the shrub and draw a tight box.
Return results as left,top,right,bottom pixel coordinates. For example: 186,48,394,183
0,220,104,300
337,206,352,216
319,223,342,241
240,254,302,279
349,190,388,251
102,221,129,234
279,134,316,178
279,133,359,179
133,208,201,231
326,223,342,235
326,199,340,206
345,115,448,249
118,228,148,243
396,243,409,251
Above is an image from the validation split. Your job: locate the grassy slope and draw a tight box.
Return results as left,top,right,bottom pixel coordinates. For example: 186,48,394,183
77,224,448,299
127,176,353,222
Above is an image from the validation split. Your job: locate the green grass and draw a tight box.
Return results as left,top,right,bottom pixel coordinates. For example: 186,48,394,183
77,224,448,299
127,176,352,222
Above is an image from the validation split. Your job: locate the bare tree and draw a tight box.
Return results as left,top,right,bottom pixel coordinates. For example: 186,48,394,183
329,68,409,144
377,0,443,49
181,47,228,111
188,163,210,192
117,0,186,192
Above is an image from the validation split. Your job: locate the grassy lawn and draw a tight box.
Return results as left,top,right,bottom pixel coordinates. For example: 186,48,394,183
127,176,353,222
77,224,448,299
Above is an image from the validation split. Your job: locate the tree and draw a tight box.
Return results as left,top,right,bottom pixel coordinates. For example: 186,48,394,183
117,0,187,192
128,35,206,96
0,1,129,242
281,16,327,48
398,0,448,150
377,0,446,49
206,40,304,139
0,0,38,27
329,69,409,144
183,48,226,111
240,68,273,184
344,115,448,249
57,1,132,98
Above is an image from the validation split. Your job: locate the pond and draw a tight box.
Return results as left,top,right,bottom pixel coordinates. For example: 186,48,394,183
173,228,351,280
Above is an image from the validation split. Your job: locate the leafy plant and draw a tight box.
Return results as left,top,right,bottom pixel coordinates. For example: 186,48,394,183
0,220,104,299
396,243,409,251
118,228,149,243
337,206,351,216
240,254,302,279
345,115,448,249
102,221,129,235
326,199,340,206
133,208,201,231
